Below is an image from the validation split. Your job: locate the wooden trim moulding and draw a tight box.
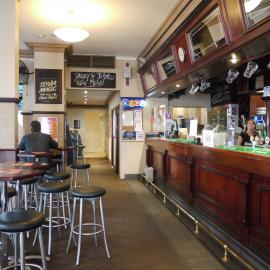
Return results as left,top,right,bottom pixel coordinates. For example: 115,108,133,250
0,98,19,104
20,112,33,115
139,0,204,60
32,111,66,114
67,104,107,109
25,42,72,53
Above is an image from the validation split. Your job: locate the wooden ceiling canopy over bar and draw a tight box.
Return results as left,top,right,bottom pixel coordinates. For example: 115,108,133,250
139,0,270,97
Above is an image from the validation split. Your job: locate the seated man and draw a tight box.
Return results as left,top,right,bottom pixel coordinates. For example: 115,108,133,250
19,120,58,163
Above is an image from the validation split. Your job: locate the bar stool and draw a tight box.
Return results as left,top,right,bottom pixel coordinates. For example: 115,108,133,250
43,172,71,227
0,210,46,270
70,163,90,188
66,186,110,266
43,172,70,182
6,187,16,211
50,159,63,172
37,182,71,256
10,177,39,211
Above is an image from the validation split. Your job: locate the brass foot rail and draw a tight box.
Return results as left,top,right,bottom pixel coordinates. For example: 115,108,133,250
139,174,255,270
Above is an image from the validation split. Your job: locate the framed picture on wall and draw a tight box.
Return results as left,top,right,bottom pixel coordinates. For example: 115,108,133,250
74,120,80,129
35,69,62,104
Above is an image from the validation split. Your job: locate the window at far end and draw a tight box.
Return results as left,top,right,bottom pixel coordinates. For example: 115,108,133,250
188,7,226,62
244,0,270,28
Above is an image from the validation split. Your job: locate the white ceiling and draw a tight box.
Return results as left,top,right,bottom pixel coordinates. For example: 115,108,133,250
19,0,178,57
66,89,115,106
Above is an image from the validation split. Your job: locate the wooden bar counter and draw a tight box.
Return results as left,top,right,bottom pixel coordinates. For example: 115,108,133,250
146,138,270,267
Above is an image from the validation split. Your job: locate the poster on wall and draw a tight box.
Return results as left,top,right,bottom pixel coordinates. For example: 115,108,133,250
35,69,62,104
38,117,58,142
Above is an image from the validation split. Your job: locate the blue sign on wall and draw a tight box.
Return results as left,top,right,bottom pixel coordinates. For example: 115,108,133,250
121,97,146,110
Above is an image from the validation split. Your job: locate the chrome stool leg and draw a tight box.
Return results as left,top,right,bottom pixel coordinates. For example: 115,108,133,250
19,232,25,270
66,197,77,254
76,198,84,266
100,197,110,258
48,193,52,256
38,227,47,270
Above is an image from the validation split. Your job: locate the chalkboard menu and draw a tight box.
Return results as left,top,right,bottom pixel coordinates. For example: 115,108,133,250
211,83,232,107
35,69,62,104
161,60,176,77
71,72,116,88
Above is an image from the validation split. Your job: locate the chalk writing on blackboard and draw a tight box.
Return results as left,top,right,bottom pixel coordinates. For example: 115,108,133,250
162,60,176,77
71,72,116,88
35,69,62,104
211,83,232,107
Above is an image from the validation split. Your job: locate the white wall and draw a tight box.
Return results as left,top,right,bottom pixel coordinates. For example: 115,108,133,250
170,92,211,108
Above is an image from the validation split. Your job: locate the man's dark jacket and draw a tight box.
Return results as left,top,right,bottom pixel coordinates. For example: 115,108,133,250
19,132,58,152
19,132,58,163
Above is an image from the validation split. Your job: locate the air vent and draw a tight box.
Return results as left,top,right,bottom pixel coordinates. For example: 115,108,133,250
68,55,91,67
92,56,115,68
68,55,115,68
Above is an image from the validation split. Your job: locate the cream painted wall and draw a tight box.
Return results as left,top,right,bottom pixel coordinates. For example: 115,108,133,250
0,0,18,98
67,108,107,157
108,91,120,161
0,0,19,148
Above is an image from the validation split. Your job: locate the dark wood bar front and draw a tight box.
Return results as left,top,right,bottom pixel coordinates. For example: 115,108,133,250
146,138,270,267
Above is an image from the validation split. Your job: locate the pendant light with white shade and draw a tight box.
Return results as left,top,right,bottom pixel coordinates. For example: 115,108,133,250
53,11,89,43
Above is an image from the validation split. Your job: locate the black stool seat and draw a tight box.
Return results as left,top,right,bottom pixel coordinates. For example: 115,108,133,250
70,163,90,170
51,159,62,164
7,187,16,198
71,186,105,199
0,210,44,233
44,172,70,181
38,182,70,194
10,177,38,186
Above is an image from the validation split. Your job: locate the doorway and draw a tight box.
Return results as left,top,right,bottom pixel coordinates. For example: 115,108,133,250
111,105,119,174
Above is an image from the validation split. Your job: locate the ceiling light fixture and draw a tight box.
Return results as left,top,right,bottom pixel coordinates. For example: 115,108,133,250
53,11,89,43
176,84,180,88
54,27,89,42
161,91,165,94
244,0,262,13
84,91,88,94
229,53,240,64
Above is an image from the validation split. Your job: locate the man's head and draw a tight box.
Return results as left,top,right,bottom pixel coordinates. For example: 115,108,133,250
31,120,41,132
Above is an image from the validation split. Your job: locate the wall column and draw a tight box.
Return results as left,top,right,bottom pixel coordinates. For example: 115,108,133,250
0,0,19,148
24,43,70,147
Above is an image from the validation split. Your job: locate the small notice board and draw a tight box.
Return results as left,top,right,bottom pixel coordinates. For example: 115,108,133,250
122,108,144,141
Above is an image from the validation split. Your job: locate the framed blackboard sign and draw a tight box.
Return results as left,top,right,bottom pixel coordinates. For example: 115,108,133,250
35,69,62,104
71,72,116,88
211,83,232,107
161,60,176,77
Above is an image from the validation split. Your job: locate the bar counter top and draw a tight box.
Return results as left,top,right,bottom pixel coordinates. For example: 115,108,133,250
146,138,270,177
146,138,270,268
